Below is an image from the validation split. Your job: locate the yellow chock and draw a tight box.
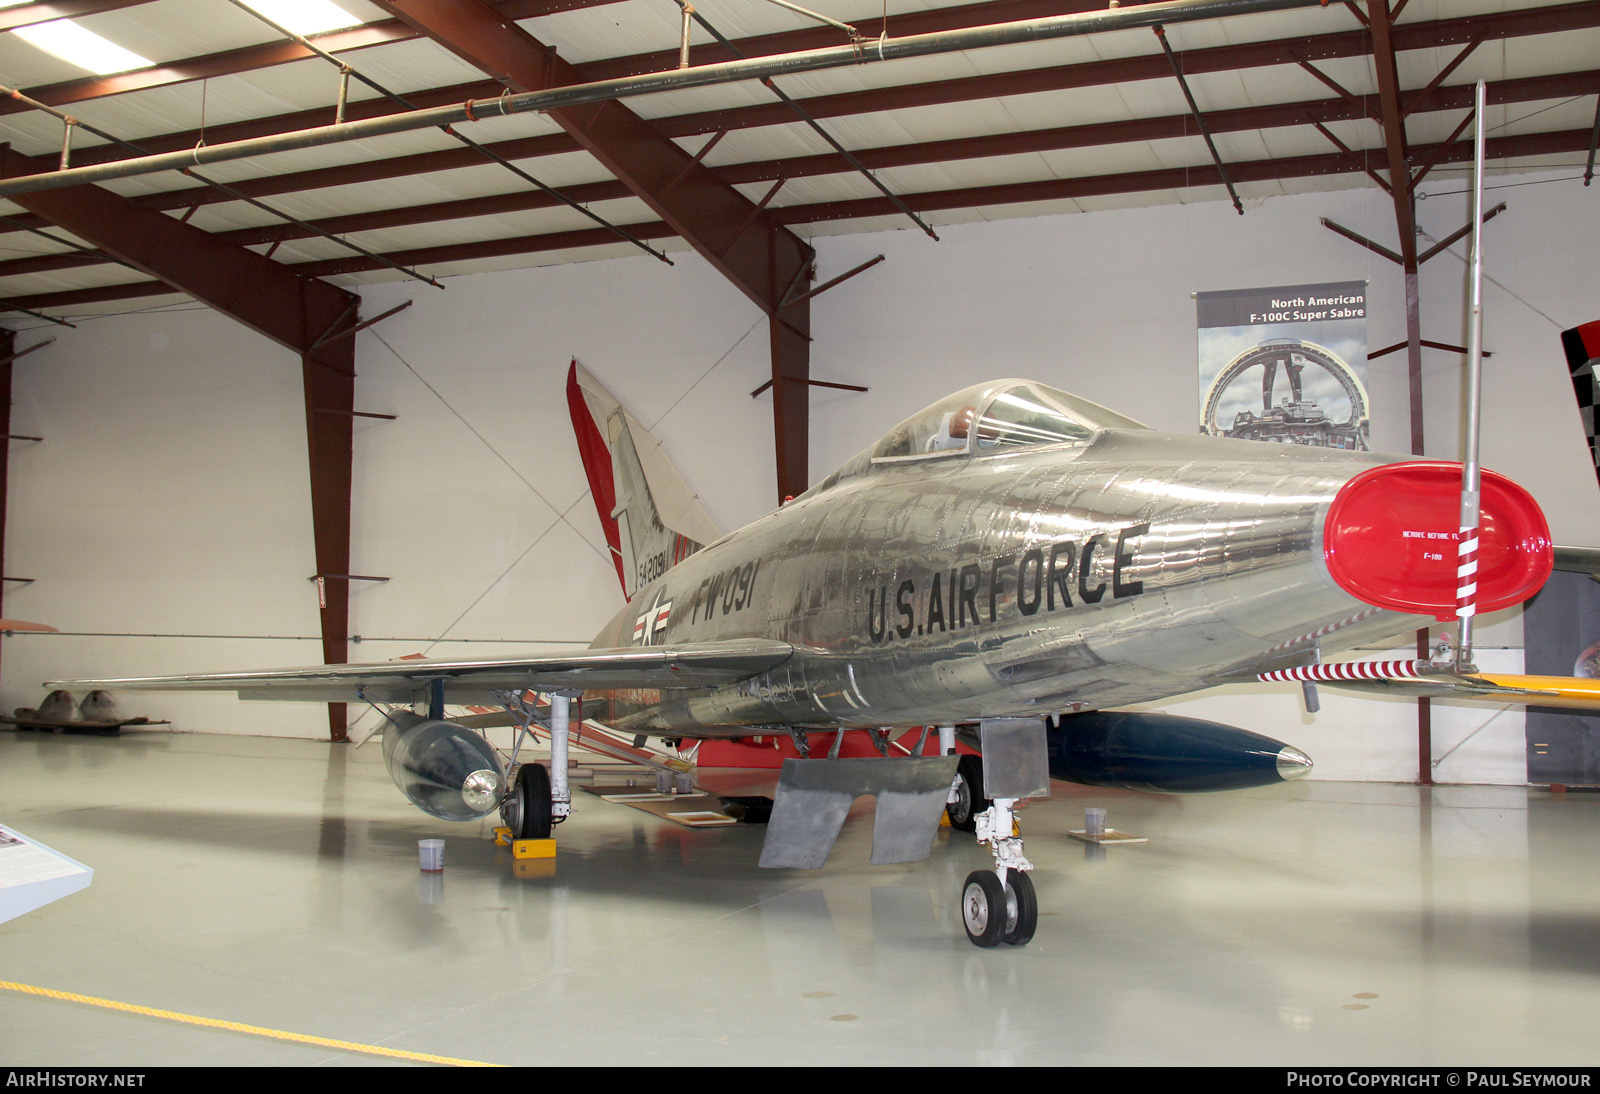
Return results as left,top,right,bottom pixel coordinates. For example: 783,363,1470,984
512,838,556,860
492,826,513,846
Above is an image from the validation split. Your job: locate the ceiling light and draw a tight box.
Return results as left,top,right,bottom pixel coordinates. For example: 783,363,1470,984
235,0,363,35
13,20,152,75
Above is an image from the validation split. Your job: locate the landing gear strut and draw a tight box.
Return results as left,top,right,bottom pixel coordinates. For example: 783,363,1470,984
495,689,576,841
962,796,1037,947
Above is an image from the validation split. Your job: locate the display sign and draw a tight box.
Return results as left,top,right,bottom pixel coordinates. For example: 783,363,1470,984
0,824,93,924
1197,281,1370,450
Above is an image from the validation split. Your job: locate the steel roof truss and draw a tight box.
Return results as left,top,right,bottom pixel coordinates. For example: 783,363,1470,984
371,0,816,499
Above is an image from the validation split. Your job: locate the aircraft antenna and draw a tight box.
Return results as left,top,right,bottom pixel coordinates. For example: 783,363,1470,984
1455,80,1488,669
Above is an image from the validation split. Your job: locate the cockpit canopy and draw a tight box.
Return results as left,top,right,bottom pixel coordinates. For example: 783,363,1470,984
869,379,1146,461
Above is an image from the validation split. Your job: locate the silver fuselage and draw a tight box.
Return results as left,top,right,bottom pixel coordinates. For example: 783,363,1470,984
587,428,1420,734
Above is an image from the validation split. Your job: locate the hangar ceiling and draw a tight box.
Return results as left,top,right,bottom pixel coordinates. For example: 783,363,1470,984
0,0,1593,321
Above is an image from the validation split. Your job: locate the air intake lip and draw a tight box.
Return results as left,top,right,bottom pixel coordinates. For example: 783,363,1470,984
1323,461,1552,621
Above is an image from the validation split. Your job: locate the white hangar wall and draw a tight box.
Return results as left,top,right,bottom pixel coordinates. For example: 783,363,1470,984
3,169,1596,783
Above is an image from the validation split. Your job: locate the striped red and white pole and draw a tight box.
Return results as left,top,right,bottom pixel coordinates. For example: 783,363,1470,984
1456,524,1479,620
1258,660,1428,684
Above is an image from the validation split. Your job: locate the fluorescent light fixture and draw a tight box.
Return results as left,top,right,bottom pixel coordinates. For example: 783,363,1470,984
235,0,364,35
13,20,152,75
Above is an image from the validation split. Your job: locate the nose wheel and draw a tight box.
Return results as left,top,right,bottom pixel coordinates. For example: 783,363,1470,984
961,868,1037,947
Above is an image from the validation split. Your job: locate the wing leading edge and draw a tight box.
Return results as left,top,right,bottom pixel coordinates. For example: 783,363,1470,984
51,639,794,706
1315,671,1600,710
1256,660,1600,711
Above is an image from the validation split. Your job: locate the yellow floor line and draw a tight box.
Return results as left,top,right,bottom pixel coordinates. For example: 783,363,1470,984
0,979,503,1067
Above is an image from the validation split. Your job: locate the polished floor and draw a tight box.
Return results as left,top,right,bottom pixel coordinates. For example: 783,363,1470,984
0,727,1596,1067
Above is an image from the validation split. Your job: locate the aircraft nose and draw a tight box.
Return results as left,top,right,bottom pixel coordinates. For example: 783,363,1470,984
1276,745,1313,781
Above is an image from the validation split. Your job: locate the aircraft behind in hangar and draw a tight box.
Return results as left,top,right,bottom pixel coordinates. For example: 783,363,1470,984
64,363,1576,948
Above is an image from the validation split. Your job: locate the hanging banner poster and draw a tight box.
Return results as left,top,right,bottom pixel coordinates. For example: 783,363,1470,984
1197,281,1370,449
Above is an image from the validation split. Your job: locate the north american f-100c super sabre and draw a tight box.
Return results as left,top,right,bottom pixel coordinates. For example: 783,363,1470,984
63,363,1563,947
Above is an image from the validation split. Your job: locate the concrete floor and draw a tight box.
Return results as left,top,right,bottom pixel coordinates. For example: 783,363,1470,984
0,726,1596,1067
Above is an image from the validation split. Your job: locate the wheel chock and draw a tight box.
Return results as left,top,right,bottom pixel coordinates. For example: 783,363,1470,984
512,838,556,860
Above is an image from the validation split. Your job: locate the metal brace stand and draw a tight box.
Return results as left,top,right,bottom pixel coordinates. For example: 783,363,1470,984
971,717,1050,881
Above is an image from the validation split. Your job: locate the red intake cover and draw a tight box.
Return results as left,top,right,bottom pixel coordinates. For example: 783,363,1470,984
1323,461,1552,620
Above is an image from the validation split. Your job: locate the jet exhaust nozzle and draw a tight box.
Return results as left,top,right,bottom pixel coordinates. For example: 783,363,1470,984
382,711,506,821
1048,711,1311,793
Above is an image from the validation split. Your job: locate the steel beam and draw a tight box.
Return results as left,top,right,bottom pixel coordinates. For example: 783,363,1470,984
0,1,1151,137
0,0,628,119
0,327,11,689
10,2,1587,227
0,0,1337,199
9,126,1589,312
302,336,355,743
376,0,817,316
0,67,1575,259
373,0,817,500
0,145,359,741
1367,0,1432,787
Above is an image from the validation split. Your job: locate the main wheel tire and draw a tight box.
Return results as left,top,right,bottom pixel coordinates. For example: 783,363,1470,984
961,869,1008,947
946,754,989,833
512,763,553,840
1002,870,1038,947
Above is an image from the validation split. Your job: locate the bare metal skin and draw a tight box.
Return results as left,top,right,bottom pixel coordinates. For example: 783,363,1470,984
64,378,1446,729
55,376,1550,949
586,379,1419,735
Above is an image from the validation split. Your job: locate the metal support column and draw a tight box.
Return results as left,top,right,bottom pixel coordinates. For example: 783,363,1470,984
770,294,811,501
0,327,13,688
303,335,355,742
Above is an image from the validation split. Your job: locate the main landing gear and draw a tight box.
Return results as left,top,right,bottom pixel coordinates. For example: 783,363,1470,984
504,761,553,840
961,795,1038,948
945,754,990,832
497,690,576,842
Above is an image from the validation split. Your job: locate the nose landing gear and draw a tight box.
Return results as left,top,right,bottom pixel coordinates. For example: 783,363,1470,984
961,796,1037,947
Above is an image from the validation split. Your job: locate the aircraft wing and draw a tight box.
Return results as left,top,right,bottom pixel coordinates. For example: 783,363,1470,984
1552,545,1600,576
1316,672,1600,710
51,639,794,706
1255,662,1600,711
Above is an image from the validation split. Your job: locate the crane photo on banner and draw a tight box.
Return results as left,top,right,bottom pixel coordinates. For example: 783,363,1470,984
1197,281,1370,450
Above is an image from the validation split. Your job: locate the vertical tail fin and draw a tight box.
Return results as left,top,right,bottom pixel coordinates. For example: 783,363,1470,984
567,361,720,600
